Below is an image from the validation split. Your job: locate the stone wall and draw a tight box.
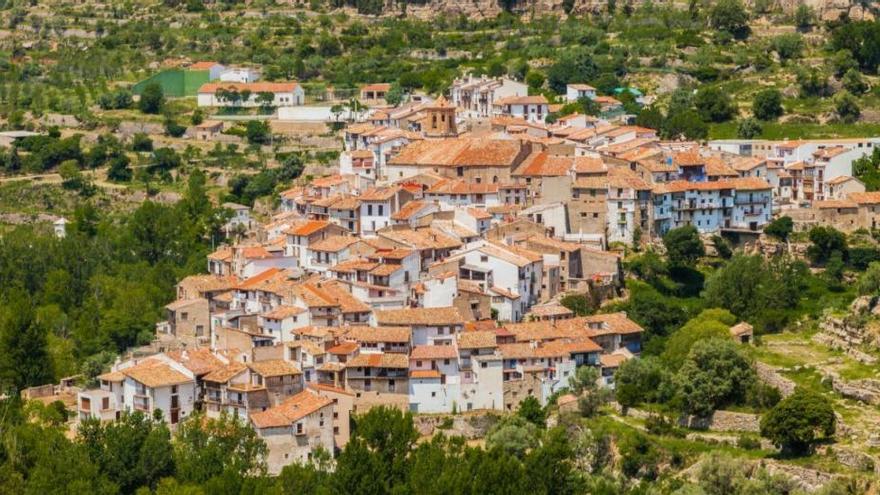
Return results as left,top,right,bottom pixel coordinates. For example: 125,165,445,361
613,402,761,433
679,410,761,433
755,362,797,398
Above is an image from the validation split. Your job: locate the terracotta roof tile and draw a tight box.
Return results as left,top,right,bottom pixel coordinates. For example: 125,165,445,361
375,307,464,326
310,235,360,252
347,352,409,368
410,345,458,360
199,82,300,94
410,369,442,378
457,331,497,349
250,390,332,429
249,359,302,377
203,362,248,383
122,359,192,388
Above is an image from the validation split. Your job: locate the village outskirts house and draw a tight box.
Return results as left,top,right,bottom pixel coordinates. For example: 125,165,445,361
197,82,304,108
250,389,335,474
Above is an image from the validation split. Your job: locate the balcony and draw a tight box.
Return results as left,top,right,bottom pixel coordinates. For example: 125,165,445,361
133,397,150,412
734,197,766,205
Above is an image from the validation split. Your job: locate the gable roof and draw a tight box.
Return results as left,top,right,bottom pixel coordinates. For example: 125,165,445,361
389,138,525,168
250,390,333,429
375,307,465,326
122,359,192,388
198,82,301,94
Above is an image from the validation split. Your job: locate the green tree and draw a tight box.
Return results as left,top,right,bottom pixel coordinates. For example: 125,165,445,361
635,105,664,130
59,160,85,191
760,388,835,454
517,396,546,428
0,291,55,390
764,216,793,241
834,90,861,124
771,33,804,61
524,427,579,495
131,133,154,152
349,406,418,487
830,21,880,73
831,49,859,78
559,293,594,316
619,281,689,339
486,415,539,458
662,309,736,369
676,338,756,417
712,234,732,259
797,67,829,97
662,109,708,140
385,83,404,106
708,0,750,40
794,4,815,30
703,254,807,322
857,261,880,295
107,153,133,182
694,87,736,123
525,71,545,90
824,250,845,289
164,118,186,138
806,226,847,265
736,117,762,139
78,411,174,493
245,120,271,145
753,89,783,121
139,82,165,114
614,357,674,408
842,68,868,95
173,412,267,484
568,365,600,395
663,225,704,267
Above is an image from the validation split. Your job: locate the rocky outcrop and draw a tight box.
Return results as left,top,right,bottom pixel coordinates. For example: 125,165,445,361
826,371,880,405
762,461,839,493
384,0,875,20
814,296,880,364
413,412,500,438
832,446,876,472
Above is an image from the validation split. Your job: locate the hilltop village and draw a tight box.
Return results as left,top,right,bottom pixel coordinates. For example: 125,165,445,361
54,73,880,475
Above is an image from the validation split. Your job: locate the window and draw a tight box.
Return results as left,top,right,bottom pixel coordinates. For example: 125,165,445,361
367,204,373,215
296,423,304,435
102,397,110,410
416,360,423,367
481,362,488,368
378,205,384,216
431,391,437,397
181,312,188,321
171,385,178,394
480,255,488,262
444,359,450,365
